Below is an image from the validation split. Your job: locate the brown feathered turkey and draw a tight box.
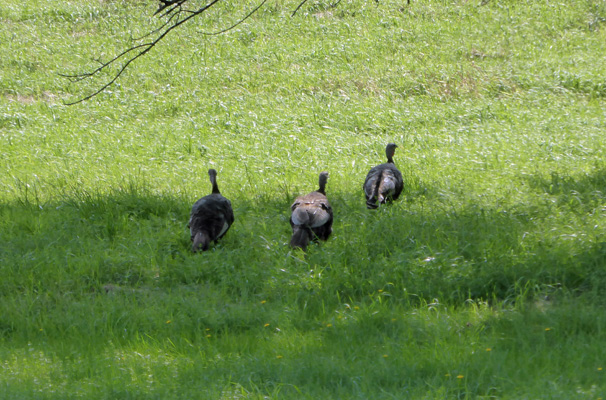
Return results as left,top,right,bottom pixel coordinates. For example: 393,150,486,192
289,171,333,251
363,143,404,209
188,169,235,252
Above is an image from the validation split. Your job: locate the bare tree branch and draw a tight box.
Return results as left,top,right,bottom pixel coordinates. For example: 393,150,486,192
63,0,371,104
64,0,224,105
155,0,186,17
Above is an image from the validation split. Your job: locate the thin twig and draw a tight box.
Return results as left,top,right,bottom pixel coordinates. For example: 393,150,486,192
133,9,181,41
198,0,268,36
292,0,310,17
59,43,152,81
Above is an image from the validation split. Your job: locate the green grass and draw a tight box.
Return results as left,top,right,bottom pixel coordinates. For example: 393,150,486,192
2,0,606,398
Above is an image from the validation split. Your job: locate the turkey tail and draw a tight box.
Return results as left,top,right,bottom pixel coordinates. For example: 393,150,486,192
291,205,310,226
378,173,396,204
366,171,384,209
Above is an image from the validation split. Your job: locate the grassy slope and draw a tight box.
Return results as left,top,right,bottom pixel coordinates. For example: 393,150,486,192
1,0,606,398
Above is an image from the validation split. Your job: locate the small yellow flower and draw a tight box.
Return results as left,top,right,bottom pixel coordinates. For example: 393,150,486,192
326,323,332,327
383,354,388,358
457,375,464,379
598,367,603,371
391,318,397,322
206,334,211,338
486,348,492,352
276,355,283,359
206,328,210,331
261,300,267,304
354,306,360,310
378,290,383,293
264,323,270,327
545,328,551,331
445,374,450,377
166,320,171,324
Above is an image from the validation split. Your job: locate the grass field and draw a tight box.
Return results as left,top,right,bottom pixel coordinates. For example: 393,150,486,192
1,0,606,398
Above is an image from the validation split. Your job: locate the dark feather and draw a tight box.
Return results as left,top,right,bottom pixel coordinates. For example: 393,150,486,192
363,143,404,209
189,169,234,252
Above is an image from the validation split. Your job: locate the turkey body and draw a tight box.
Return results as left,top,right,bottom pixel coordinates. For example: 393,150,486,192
290,172,333,250
189,169,235,252
363,143,404,209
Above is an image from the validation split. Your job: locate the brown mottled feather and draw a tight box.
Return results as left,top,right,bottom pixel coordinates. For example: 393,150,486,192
289,172,333,250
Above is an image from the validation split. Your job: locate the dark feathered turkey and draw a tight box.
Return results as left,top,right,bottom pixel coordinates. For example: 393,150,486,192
188,169,235,252
363,143,404,209
290,171,333,251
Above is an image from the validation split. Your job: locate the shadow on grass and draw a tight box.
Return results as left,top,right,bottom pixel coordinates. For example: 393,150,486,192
0,173,606,329
524,167,606,213
2,178,606,398
2,176,606,295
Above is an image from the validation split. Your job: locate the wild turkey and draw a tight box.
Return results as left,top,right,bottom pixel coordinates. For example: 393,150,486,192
188,169,235,252
363,143,404,209
290,171,333,251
